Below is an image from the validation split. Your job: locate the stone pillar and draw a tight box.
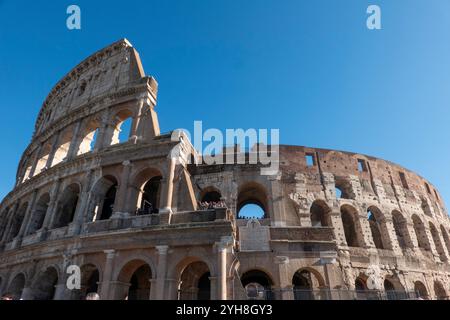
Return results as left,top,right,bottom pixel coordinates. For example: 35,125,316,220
16,190,38,243
216,237,233,300
42,179,62,233
269,174,286,226
45,131,62,169
100,250,116,300
66,121,83,160
0,203,19,243
28,144,43,179
136,96,160,142
159,158,176,215
155,245,169,300
165,278,178,300
72,170,94,235
112,161,133,216
275,256,293,300
20,287,34,300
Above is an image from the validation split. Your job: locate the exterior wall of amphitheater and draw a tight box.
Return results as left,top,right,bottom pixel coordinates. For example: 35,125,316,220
0,39,449,300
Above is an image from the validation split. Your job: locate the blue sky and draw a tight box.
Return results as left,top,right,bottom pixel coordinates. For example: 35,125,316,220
0,1,449,210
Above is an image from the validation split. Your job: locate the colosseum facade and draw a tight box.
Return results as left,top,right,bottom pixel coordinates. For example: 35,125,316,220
0,39,449,300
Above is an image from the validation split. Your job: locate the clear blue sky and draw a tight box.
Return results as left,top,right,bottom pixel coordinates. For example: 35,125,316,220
0,1,449,211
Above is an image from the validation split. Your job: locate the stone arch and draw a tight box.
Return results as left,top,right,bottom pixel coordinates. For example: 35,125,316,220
237,182,269,219
411,214,431,251
52,183,80,228
292,267,326,300
310,200,331,227
414,281,429,299
76,263,101,300
340,205,364,247
30,266,59,300
433,280,447,300
440,225,450,256
129,167,164,214
116,259,154,300
429,222,447,261
51,126,75,167
420,196,433,217
392,210,413,249
334,178,355,200
34,142,53,175
89,175,118,221
6,272,26,300
383,276,406,300
176,259,212,300
241,269,275,300
77,118,101,155
367,206,389,250
7,202,28,242
111,109,134,145
27,193,50,234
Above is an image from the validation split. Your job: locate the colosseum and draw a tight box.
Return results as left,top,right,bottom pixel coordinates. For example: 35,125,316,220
0,39,449,301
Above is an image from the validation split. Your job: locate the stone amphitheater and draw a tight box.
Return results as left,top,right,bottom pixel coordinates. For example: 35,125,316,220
0,39,449,300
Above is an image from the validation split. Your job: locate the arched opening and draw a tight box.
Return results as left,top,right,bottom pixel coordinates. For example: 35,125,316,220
367,207,384,249
77,120,100,155
241,270,274,300
411,215,431,251
7,273,25,300
429,222,447,261
111,110,133,145
99,184,117,220
414,281,429,299
440,225,450,256
128,265,152,300
139,176,162,215
7,203,28,242
334,179,354,199
30,267,58,300
310,200,331,227
237,182,268,220
420,197,433,217
178,261,211,300
89,176,118,221
118,260,152,300
34,143,52,175
0,207,10,238
201,190,221,203
292,269,325,300
53,184,80,229
28,193,50,234
51,128,74,167
341,205,362,247
383,276,407,300
354,276,379,300
78,264,100,300
392,211,412,249
433,281,447,300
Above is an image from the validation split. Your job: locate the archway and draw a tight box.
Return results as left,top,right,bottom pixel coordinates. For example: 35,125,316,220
139,176,162,215
440,225,450,256
340,205,362,247
7,203,28,242
392,211,412,249
434,281,447,300
118,260,152,300
414,281,429,299
53,184,80,228
178,261,211,300
429,222,447,262
367,207,385,249
292,268,325,300
28,193,50,234
411,215,430,251
30,267,58,300
7,273,25,300
237,182,268,220
241,270,274,300
310,200,331,227
78,264,100,300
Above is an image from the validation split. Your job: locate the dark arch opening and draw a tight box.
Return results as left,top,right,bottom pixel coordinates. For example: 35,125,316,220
99,184,117,220
139,176,162,215
28,193,50,234
367,208,384,249
392,211,411,249
8,203,28,241
412,215,430,251
54,184,80,228
201,191,221,203
241,270,274,300
292,270,315,300
197,272,211,301
7,273,25,300
341,206,361,247
179,261,211,300
237,182,268,220
128,264,152,300
310,200,331,227
31,267,58,300
414,281,429,299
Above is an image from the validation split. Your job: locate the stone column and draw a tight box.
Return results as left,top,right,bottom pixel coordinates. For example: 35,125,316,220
269,174,286,226
155,245,169,300
53,283,70,300
20,287,34,300
28,144,43,179
100,249,116,300
72,170,94,235
66,121,82,160
159,158,176,215
1,203,19,243
16,190,38,243
112,161,132,216
275,256,293,300
45,131,62,169
216,238,232,300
